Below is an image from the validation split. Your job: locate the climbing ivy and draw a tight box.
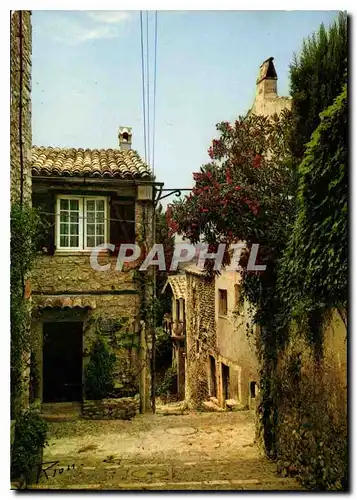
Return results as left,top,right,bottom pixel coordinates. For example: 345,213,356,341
279,84,348,318
11,202,45,418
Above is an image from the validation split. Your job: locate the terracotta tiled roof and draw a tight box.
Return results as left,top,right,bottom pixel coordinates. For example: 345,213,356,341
31,146,152,179
162,275,187,299
33,295,97,310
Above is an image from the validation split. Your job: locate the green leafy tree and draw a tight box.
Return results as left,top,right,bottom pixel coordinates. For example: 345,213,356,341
289,11,348,159
168,111,295,285
279,84,348,319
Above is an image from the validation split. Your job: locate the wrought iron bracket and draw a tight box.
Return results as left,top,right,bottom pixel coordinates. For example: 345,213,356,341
154,188,191,205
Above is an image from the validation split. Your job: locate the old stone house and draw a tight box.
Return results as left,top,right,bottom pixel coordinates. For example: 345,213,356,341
30,128,157,413
163,266,259,410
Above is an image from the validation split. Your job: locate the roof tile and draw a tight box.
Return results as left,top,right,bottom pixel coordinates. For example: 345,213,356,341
32,146,152,180
162,275,187,300
34,295,97,310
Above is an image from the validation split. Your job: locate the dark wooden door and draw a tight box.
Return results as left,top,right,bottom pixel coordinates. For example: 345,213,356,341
209,355,217,397
222,363,230,401
43,322,83,402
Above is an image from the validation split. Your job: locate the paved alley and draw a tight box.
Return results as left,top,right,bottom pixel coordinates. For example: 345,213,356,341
29,410,303,491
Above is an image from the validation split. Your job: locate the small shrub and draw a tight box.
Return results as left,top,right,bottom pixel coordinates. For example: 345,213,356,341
11,410,48,485
156,366,177,398
85,337,116,400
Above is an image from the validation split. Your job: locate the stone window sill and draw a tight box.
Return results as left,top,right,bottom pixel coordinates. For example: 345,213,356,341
54,250,110,256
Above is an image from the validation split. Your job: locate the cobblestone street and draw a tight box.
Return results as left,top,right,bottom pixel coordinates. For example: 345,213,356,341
29,410,302,491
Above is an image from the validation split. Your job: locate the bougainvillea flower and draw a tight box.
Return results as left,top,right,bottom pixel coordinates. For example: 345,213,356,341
253,154,262,168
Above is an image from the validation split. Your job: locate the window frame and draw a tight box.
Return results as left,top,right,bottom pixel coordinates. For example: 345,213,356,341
83,197,108,251
55,195,108,252
218,288,228,317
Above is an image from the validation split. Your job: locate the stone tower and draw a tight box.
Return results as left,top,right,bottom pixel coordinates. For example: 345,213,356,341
249,57,292,117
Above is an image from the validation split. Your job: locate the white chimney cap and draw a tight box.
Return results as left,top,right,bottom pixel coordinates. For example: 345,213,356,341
118,126,132,150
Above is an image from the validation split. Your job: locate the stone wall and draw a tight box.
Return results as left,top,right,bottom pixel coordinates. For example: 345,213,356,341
10,10,32,204
268,309,347,489
82,396,140,420
249,95,292,117
32,254,137,294
184,270,216,408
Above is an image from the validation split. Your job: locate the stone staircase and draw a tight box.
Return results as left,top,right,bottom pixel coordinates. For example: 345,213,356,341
41,402,82,421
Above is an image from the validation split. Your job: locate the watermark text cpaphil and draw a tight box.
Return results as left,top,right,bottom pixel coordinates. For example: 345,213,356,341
90,243,266,272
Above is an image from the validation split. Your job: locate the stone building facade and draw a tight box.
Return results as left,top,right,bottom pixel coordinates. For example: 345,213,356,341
184,267,217,408
10,10,32,204
163,266,259,410
30,130,157,413
162,275,186,400
214,270,259,409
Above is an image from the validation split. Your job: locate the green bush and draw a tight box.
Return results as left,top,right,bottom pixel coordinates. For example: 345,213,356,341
155,327,172,366
85,337,116,400
156,366,177,397
11,410,48,485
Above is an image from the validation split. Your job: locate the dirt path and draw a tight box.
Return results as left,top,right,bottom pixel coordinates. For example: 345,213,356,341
29,410,303,490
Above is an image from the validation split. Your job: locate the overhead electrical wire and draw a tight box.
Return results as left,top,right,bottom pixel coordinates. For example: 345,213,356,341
139,11,147,164
146,11,150,170
139,11,158,173
152,11,158,175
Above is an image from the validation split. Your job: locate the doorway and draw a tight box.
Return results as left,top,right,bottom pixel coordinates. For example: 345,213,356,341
43,321,83,402
209,355,217,397
222,363,230,401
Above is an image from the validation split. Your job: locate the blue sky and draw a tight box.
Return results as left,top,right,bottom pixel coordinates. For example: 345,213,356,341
32,10,340,199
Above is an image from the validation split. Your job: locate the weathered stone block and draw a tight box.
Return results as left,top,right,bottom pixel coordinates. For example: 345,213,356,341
82,397,140,420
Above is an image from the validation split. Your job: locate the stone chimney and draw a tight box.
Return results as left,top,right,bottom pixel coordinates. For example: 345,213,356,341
256,57,277,99
118,126,132,151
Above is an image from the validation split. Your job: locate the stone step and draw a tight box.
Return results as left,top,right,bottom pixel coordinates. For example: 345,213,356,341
225,399,246,411
27,478,303,491
41,402,82,421
203,400,224,412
